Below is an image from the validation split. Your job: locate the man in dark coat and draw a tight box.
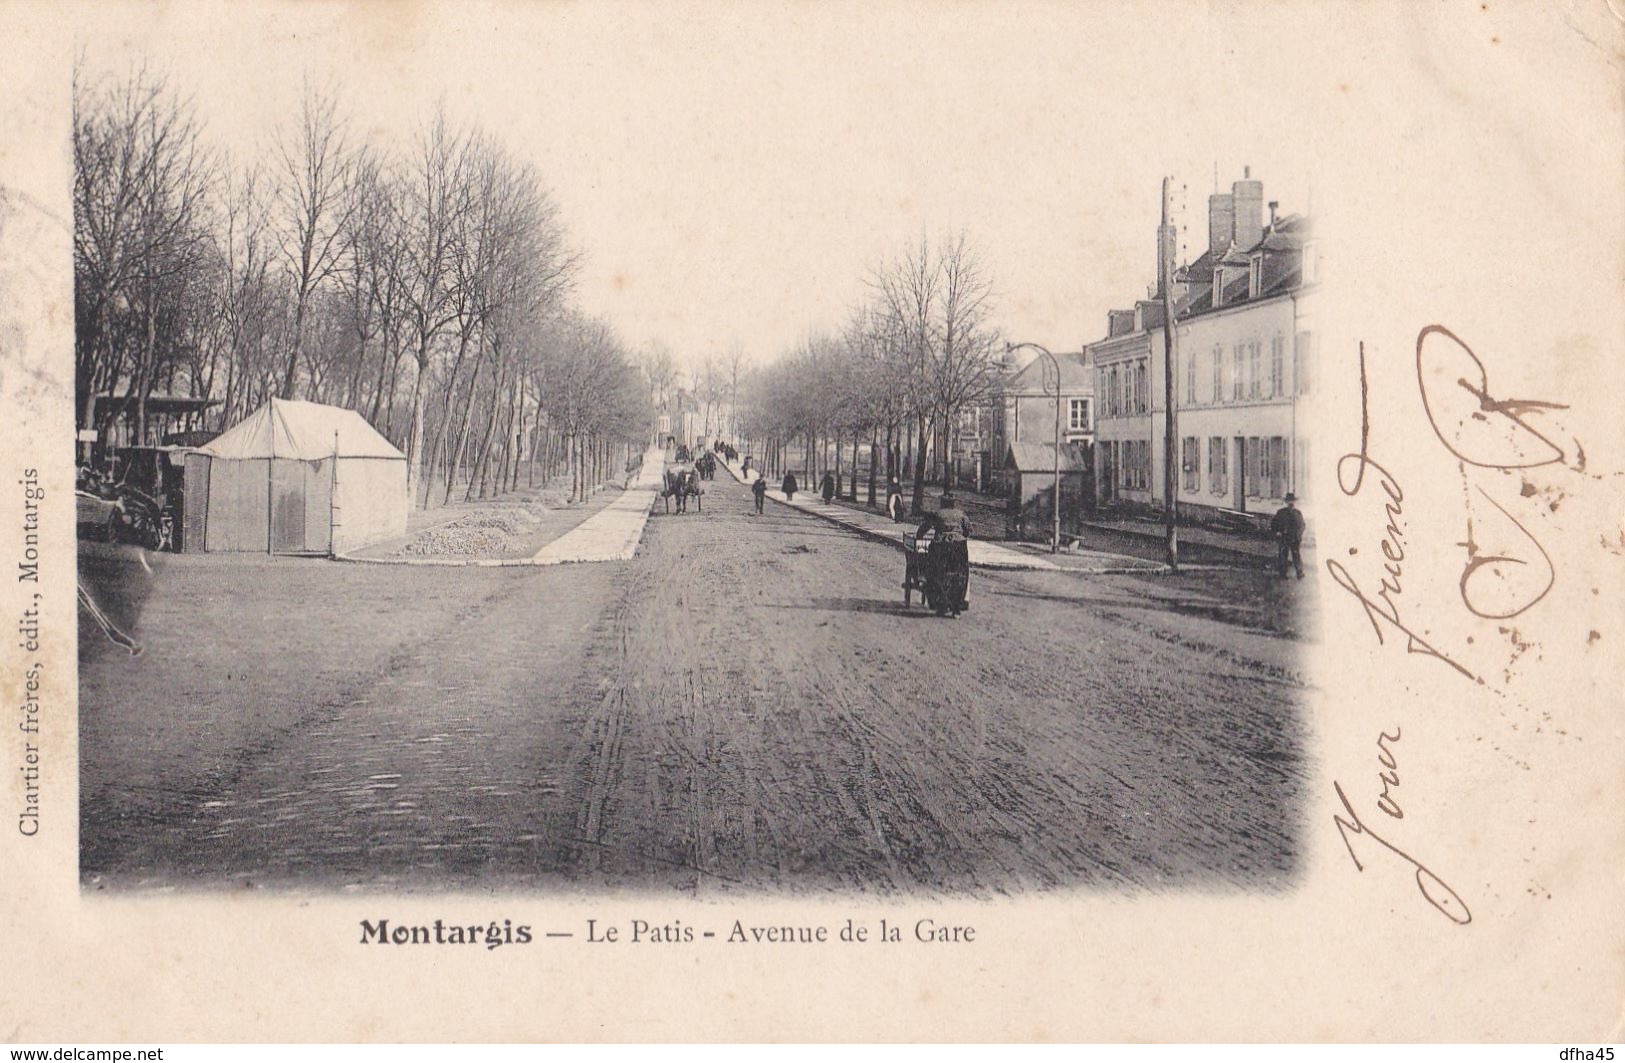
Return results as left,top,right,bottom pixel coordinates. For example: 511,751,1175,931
820,471,836,503
751,474,767,515
1270,493,1306,579
916,491,973,615
782,471,799,500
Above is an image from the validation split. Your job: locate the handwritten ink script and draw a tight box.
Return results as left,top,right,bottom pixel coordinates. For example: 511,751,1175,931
1333,778,1472,926
1327,325,1581,924
1323,341,1474,679
1329,327,1582,681
1333,729,1471,926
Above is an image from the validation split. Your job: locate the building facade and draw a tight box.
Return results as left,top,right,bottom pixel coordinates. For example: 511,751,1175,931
1086,169,1317,521
990,348,1094,495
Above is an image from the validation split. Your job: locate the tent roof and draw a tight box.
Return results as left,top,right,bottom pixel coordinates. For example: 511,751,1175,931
201,398,404,460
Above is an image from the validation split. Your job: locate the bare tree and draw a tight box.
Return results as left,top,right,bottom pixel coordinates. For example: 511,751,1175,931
273,81,353,400
930,231,1000,488
395,105,471,506
73,60,217,448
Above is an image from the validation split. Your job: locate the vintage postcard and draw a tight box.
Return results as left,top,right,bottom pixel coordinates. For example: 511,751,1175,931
1,0,1621,1043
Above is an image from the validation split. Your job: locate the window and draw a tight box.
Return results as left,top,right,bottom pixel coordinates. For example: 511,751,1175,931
1268,437,1286,498
1249,256,1262,297
1134,361,1148,414
1068,398,1090,432
1296,330,1313,395
1185,350,1196,406
1211,345,1223,404
1232,345,1244,401
1246,437,1263,498
1182,436,1199,493
1269,335,1285,398
1208,435,1228,496
1249,341,1262,399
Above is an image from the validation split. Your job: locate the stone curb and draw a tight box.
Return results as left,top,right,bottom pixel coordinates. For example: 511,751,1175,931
334,449,666,567
716,454,1166,576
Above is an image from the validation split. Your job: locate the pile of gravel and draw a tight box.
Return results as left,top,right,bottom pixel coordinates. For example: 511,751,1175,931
403,525,510,556
399,507,547,556
455,511,539,535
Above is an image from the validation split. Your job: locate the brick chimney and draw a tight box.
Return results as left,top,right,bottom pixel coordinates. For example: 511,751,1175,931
1232,166,1264,250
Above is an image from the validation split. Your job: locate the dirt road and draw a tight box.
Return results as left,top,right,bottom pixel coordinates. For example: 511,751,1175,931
81,471,1309,895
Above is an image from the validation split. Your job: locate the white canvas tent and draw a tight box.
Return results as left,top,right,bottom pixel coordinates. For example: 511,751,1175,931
185,398,407,554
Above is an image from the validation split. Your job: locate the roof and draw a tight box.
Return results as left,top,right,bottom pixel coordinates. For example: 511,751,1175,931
1004,441,1092,473
202,398,405,461
1005,349,1092,394
95,393,221,417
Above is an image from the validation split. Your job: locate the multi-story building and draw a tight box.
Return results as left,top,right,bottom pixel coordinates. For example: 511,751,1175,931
1087,169,1318,522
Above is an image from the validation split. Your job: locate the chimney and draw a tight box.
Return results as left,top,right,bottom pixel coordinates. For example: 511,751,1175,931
1268,200,1279,229
1232,169,1264,250
1207,192,1234,257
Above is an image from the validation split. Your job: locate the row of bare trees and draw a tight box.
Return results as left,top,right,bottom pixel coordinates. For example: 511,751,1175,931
73,60,650,507
738,232,1002,516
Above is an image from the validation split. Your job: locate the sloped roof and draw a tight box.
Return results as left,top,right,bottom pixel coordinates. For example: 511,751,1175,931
1005,441,1092,473
1005,349,1092,394
202,398,405,461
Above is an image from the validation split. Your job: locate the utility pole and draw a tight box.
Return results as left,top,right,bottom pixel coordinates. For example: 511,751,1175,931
1160,176,1180,572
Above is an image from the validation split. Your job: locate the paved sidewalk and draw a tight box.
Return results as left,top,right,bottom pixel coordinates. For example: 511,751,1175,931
1081,513,1315,569
531,446,666,564
337,447,666,568
717,454,1162,574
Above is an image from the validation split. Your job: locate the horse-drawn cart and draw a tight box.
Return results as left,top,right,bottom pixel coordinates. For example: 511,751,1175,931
659,464,704,514
902,529,970,616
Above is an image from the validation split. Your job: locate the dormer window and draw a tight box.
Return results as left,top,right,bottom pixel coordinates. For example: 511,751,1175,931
1212,266,1226,308
1249,254,1263,298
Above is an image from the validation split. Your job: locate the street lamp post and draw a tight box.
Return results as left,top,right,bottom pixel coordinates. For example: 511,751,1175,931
1006,341,1063,555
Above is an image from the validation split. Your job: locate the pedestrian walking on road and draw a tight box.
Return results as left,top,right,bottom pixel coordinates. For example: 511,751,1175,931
752,474,767,515
820,471,836,504
782,471,799,500
1270,493,1306,579
885,476,904,523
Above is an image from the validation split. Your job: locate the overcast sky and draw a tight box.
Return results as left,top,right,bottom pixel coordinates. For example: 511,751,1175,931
78,1,1322,373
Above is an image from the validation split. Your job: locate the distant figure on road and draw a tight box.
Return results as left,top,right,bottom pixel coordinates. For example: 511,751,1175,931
782,471,799,500
1270,492,1306,579
885,476,904,523
751,475,767,515
742,456,752,477
820,471,836,504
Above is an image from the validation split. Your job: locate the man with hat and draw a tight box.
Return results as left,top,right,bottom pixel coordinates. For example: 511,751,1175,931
1269,492,1306,579
915,490,974,615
